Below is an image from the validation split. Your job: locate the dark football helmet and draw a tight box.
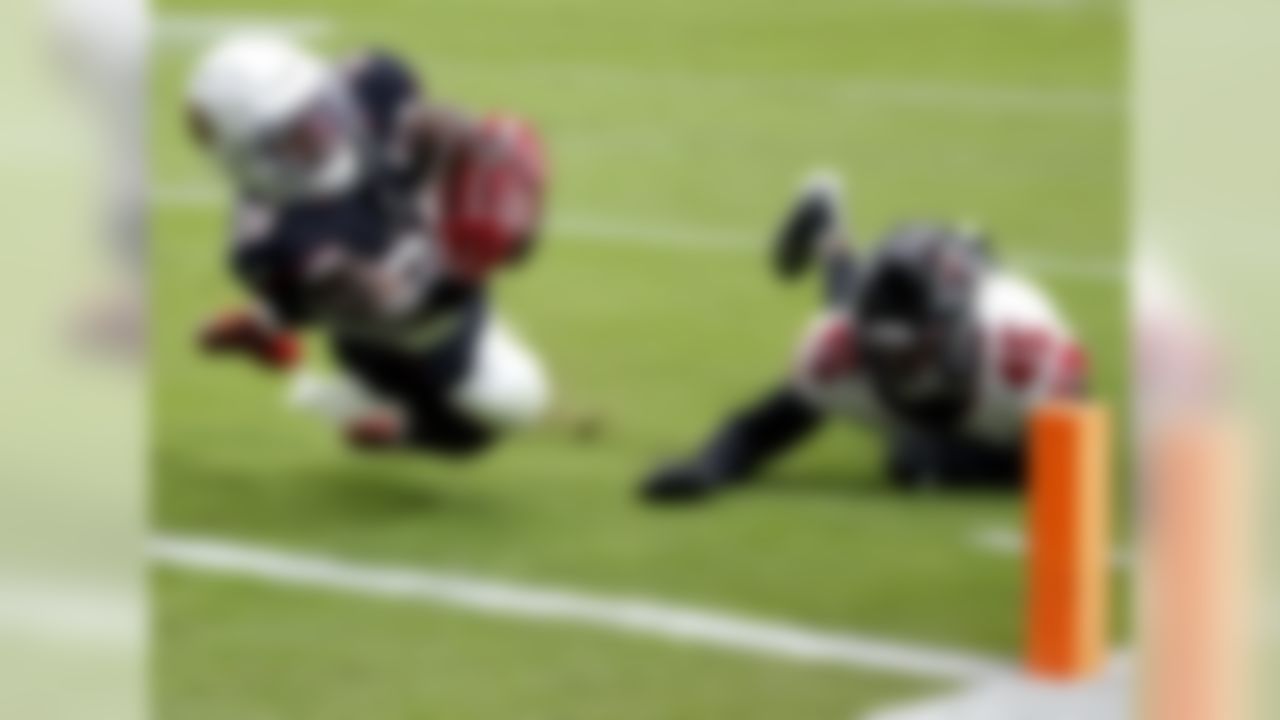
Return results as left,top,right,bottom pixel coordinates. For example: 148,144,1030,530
855,222,992,428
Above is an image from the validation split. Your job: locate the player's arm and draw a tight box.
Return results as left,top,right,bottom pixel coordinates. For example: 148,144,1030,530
295,240,435,323
400,100,547,280
642,385,826,504
197,207,311,372
346,49,477,186
199,243,432,370
993,324,1089,404
398,102,482,179
641,315,854,503
351,49,547,282
357,50,499,188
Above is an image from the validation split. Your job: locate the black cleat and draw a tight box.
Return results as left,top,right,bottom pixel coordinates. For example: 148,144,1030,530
772,171,845,279
640,461,725,504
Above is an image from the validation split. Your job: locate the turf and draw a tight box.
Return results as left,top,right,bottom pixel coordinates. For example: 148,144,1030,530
156,569,934,719
153,0,1125,716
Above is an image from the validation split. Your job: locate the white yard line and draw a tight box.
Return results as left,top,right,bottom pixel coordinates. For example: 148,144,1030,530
156,14,334,45
829,79,1117,117
429,59,1117,119
150,184,1120,283
154,10,1115,118
894,0,1107,12
552,212,1121,283
971,526,1134,568
152,534,1012,682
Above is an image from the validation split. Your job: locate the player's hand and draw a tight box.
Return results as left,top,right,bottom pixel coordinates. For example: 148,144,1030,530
640,461,724,505
197,308,301,370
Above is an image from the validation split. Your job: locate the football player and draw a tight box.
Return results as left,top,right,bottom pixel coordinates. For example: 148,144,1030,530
642,173,1087,502
187,35,550,456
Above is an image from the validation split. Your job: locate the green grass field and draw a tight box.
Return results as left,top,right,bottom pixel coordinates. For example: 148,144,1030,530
153,0,1125,717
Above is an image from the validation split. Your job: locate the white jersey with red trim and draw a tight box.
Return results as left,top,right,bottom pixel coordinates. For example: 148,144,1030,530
792,270,1085,444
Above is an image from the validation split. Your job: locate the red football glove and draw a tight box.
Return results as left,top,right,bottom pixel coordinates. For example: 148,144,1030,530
440,115,546,282
197,308,302,370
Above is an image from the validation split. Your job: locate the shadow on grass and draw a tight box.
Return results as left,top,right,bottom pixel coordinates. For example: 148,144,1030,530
157,447,506,533
749,467,1025,503
298,457,507,525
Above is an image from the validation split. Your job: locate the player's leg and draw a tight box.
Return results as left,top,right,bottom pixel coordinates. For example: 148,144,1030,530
285,365,493,455
333,381,498,457
772,170,858,306
886,431,1025,490
396,397,497,457
321,319,481,455
391,318,548,455
329,316,547,456
642,384,826,503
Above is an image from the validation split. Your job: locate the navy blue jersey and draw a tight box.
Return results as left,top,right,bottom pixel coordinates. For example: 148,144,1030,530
228,51,481,344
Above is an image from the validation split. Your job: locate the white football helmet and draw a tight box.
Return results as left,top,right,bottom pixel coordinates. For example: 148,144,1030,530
187,35,362,201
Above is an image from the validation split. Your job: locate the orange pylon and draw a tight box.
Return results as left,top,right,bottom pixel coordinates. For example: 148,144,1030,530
1026,401,1111,679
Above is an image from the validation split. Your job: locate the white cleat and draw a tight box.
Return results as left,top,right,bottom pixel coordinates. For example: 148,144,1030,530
286,369,388,426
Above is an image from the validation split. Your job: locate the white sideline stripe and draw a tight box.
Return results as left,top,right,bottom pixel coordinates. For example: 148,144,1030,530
152,534,1012,682
156,14,334,44
0,584,142,644
150,185,1120,283
865,654,1132,720
971,527,1133,568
